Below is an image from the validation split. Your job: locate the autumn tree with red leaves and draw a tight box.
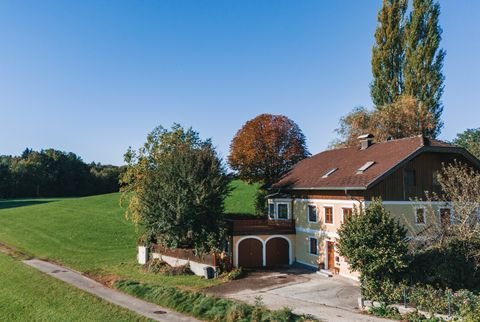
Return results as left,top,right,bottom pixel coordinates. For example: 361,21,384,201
228,114,309,185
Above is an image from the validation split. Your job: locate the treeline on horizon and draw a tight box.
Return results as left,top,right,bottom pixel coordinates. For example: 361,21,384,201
0,148,123,198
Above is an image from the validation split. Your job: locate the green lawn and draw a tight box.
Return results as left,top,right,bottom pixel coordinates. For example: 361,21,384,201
0,179,257,290
0,193,218,290
224,179,260,215
0,252,148,322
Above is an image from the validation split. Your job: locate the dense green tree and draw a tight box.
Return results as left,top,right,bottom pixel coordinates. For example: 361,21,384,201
371,0,408,107
121,124,229,252
403,0,445,137
452,128,480,160
337,199,409,303
370,0,444,138
0,149,121,198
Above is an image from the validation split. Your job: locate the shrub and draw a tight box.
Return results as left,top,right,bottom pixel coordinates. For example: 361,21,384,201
452,289,480,321
368,304,401,320
221,267,244,281
408,284,449,315
146,258,167,273
409,239,480,290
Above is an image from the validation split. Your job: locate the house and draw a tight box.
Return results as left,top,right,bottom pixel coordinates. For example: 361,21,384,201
227,135,480,280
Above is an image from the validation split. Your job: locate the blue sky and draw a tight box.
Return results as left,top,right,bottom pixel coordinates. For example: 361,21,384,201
1,1,478,165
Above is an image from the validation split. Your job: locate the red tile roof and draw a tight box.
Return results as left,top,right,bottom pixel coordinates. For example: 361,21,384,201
272,135,461,190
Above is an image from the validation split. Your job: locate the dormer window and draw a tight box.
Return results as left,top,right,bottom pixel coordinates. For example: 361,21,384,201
322,168,338,178
357,161,375,174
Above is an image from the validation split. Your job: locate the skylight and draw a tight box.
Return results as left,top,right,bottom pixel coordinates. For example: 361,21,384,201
322,168,338,178
357,161,375,174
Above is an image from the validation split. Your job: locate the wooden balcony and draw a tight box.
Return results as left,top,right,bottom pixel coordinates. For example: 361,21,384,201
225,217,295,236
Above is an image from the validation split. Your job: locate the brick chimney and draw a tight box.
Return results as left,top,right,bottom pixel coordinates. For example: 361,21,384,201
358,134,374,150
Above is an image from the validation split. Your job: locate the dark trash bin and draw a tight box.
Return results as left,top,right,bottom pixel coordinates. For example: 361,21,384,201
203,266,215,279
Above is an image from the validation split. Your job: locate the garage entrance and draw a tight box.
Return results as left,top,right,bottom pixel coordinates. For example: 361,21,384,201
238,238,263,267
266,237,289,267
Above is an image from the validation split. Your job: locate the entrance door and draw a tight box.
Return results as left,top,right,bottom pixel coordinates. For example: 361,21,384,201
327,242,335,270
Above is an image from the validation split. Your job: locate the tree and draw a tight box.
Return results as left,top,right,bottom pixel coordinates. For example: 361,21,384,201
121,124,229,252
334,95,435,147
413,161,480,266
403,0,445,137
337,199,409,303
0,149,121,198
452,128,480,160
371,0,408,107
407,161,480,289
370,0,445,137
228,114,309,185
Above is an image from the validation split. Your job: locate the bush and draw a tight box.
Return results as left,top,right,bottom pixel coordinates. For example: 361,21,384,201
362,278,404,304
409,239,480,291
221,267,244,281
368,304,401,319
452,289,480,321
146,258,167,273
402,311,444,322
408,284,449,315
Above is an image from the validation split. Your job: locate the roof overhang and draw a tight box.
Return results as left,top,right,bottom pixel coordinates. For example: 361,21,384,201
284,186,367,191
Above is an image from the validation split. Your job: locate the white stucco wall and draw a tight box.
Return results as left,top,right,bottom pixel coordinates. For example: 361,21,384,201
152,252,216,277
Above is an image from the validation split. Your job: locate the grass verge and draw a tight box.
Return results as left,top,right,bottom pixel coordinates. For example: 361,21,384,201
0,252,148,322
115,279,315,322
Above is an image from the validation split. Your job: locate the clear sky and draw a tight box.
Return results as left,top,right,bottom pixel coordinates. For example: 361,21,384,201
1,1,478,165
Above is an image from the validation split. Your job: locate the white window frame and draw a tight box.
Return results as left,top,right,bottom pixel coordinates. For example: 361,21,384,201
323,205,335,225
308,236,318,256
276,202,290,220
268,202,275,219
341,206,353,224
307,204,318,223
414,207,427,225
439,206,453,225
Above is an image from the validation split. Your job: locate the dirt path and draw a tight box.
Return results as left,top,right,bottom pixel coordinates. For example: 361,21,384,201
24,259,198,322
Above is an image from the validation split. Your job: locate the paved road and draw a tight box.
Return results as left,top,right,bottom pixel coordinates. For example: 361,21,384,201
24,259,198,322
207,270,392,322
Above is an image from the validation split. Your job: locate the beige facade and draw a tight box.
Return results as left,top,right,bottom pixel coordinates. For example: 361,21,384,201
291,198,361,279
370,201,452,236
265,198,450,281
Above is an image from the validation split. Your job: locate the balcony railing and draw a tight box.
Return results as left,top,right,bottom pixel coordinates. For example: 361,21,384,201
225,217,295,235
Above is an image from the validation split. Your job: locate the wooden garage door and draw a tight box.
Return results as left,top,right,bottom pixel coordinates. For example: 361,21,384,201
238,238,263,268
266,237,289,267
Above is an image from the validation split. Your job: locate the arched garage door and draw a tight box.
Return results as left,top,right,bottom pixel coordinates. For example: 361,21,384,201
266,237,289,267
238,238,263,268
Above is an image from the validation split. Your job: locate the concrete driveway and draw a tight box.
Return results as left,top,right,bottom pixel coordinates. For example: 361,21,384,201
206,268,391,322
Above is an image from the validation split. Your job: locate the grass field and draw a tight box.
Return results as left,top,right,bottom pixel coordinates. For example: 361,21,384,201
0,193,218,289
0,180,258,288
0,179,258,319
224,179,259,215
0,252,148,322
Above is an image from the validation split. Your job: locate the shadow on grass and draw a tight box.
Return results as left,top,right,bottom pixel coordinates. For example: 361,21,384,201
0,199,58,210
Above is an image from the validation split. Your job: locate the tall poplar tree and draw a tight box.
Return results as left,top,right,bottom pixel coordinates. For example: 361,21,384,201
403,0,445,137
370,0,408,107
